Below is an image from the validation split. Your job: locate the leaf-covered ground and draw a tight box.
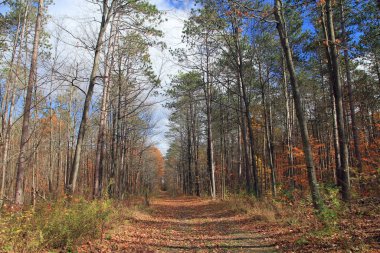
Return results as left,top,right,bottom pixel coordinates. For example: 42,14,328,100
78,194,280,252
77,194,380,253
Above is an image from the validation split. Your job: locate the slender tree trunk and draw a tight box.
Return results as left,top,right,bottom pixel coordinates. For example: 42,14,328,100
237,126,242,189
49,44,58,194
259,62,276,196
32,144,37,207
238,79,251,193
243,79,260,197
67,2,113,195
65,86,74,189
1,2,29,202
115,64,123,197
94,16,116,198
282,57,295,189
192,101,200,196
57,119,62,195
321,7,342,185
14,0,44,205
339,0,362,183
204,36,216,199
233,22,259,196
186,107,193,195
0,3,22,133
205,79,216,199
325,0,350,201
274,0,322,210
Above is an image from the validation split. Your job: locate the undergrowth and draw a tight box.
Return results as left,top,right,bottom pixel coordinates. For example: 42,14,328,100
317,186,342,230
227,186,347,239
226,193,281,222
226,186,374,252
0,198,123,252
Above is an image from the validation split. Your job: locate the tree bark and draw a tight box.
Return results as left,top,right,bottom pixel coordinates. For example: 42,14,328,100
237,78,251,194
325,0,351,201
320,5,342,186
339,0,362,184
234,23,259,196
67,1,113,195
14,0,44,205
203,35,216,199
259,62,276,196
1,2,29,202
274,0,322,210
205,72,216,199
94,16,116,198
282,56,295,189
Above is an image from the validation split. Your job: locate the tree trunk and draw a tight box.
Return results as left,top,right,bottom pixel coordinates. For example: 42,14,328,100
259,62,276,196
204,35,216,199
67,1,113,195
282,56,295,189
274,0,322,210
14,0,44,205
94,16,116,198
186,107,193,195
192,100,200,196
238,79,251,193
325,0,351,201
339,0,362,185
233,22,259,196
1,2,29,201
205,78,216,199
0,3,22,134
320,6,342,186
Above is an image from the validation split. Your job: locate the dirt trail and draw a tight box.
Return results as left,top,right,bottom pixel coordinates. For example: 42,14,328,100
81,194,279,252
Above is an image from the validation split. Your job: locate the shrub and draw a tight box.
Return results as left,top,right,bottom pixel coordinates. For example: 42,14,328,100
226,194,279,222
0,198,113,252
316,186,343,233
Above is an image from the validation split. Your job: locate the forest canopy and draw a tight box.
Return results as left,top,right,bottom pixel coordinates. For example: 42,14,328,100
0,0,379,252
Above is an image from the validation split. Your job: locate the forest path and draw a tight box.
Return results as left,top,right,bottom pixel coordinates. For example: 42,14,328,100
80,193,279,252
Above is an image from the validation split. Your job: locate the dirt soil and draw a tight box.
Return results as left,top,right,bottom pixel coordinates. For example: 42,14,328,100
77,194,380,253
78,194,280,252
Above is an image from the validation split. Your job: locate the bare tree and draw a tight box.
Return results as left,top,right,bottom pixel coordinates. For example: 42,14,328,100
67,0,116,195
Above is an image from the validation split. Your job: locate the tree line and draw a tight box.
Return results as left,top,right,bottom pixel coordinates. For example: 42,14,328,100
164,0,379,210
0,0,165,206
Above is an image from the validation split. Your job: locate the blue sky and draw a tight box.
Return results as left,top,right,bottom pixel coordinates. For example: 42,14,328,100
0,4,9,14
1,0,193,155
1,0,367,156
166,0,194,9
47,0,193,155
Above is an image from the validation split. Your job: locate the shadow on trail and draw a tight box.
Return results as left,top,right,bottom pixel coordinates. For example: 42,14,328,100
80,193,279,252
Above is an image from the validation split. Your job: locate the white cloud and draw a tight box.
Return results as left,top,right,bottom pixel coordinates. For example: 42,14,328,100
148,0,192,155
47,0,193,156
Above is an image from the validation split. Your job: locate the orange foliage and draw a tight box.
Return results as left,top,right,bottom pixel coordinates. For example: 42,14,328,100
316,0,326,6
251,117,262,130
38,112,66,138
147,146,165,177
292,147,305,158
